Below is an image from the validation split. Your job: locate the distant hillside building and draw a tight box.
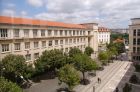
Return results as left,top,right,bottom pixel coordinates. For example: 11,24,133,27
110,28,129,34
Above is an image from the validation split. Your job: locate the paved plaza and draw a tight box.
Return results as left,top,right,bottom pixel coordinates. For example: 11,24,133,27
24,61,134,92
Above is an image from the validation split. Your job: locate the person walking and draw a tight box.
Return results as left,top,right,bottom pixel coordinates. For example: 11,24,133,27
98,77,101,83
98,77,100,83
115,87,119,92
99,78,101,83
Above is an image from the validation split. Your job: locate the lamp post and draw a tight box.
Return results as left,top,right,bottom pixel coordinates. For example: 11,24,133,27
0,67,5,77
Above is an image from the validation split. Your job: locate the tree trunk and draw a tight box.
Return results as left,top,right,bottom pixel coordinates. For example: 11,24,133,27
82,72,86,85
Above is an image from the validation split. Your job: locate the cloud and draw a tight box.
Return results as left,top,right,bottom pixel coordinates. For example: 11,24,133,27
34,0,140,28
21,11,27,16
1,9,15,16
27,0,44,7
7,3,15,8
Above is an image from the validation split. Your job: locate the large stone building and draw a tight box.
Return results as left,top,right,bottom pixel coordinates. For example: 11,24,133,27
0,16,99,63
129,18,140,62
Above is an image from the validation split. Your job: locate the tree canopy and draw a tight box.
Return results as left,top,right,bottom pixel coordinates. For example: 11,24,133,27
1,54,33,83
123,83,132,92
58,64,80,91
84,46,94,56
69,47,82,57
35,49,67,73
98,51,108,65
0,77,22,92
73,53,98,84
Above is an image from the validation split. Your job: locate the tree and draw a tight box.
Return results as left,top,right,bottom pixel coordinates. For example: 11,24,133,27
84,46,94,56
73,54,98,85
129,75,139,84
114,42,125,54
106,42,118,59
98,52,108,65
35,49,67,74
123,83,132,92
0,77,22,92
1,54,33,84
69,47,82,57
58,64,80,91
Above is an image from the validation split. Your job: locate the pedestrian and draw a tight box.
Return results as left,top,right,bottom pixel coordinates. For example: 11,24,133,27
115,87,119,92
98,77,100,83
99,78,101,83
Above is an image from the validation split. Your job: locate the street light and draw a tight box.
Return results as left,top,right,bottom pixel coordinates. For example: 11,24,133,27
0,67,5,77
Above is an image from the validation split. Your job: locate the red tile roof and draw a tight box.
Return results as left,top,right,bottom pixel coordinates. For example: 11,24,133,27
113,38,124,43
98,27,110,32
0,16,86,29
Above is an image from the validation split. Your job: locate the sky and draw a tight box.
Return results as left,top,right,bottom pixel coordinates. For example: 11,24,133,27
0,0,140,28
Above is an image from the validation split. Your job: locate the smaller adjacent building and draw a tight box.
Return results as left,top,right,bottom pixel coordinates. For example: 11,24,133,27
98,27,110,51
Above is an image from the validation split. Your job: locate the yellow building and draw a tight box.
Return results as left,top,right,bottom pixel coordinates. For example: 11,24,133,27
0,16,99,63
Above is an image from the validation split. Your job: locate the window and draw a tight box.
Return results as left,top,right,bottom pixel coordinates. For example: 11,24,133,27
0,29,8,38
34,42,39,48
24,29,29,37
83,31,85,35
14,29,19,37
83,38,85,42
88,31,90,35
60,40,63,44
65,31,67,36
25,42,30,49
2,44,9,52
25,54,31,61
34,53,39,59
133,38,136,45
55,40,58,45
65,39,68,44
42,41,46,47
81,38,82,42
48,30,52,36
69,30,72,36
137,29,140,36
73,39,76,43
80,31,82,35
54,30,58,36
77,38,79,43
33,29,38,37
41,30,45,37
70,39,72,43
60,30,63,36
137,47,140,53
73,30,75,35
49,40,52,46
77,31,79,36
133,47,136,53
137,39,140,45
14,43,20,50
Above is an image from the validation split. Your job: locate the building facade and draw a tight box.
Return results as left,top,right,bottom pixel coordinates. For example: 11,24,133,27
129,18,140,62
0,16,99,63
98,27,110,45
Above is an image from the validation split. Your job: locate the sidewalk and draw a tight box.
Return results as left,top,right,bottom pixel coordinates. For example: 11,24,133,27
74,61,133,92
